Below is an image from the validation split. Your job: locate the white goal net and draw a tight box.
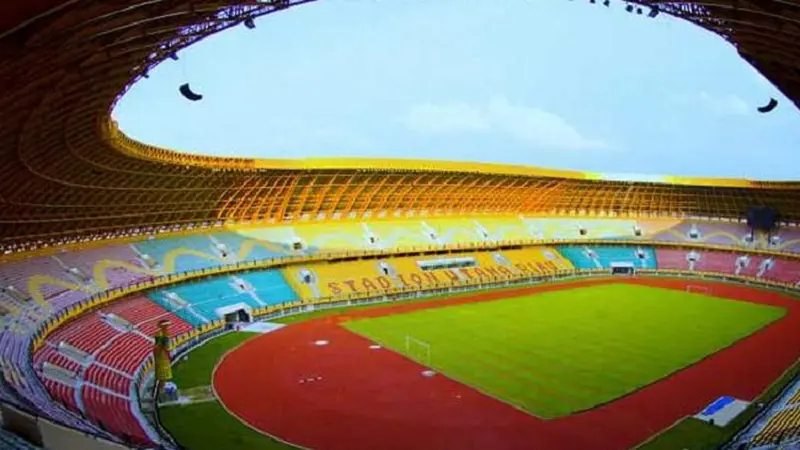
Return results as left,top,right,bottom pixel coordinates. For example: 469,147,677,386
686,285,711,295
405,335,431,366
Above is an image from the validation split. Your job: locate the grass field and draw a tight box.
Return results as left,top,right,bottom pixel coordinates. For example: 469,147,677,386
160,280,792,450
344,283,785,419
158,286,539,450
160,332,298,450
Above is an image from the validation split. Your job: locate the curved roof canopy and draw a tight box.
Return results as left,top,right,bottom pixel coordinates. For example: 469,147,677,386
1,1,800,251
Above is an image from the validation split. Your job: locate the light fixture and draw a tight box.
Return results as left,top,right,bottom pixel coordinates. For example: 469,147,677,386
625,4,634,12
244,17,256,29
648,7,660,17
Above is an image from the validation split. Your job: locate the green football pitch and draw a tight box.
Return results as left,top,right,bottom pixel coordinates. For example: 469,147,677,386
343,283,785,419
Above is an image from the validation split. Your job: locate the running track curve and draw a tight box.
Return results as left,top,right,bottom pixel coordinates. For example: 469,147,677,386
214,278,800,450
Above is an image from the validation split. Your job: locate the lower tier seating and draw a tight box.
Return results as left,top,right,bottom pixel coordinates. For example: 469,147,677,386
656,249,800,285
5,241,800,449
557,245,656,270
33,296,192,447
283,247,571,302
147,270,298,327
0,428,40,449
752,406,800,447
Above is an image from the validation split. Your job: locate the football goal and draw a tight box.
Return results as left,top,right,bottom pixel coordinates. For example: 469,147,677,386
686,285,712,295
405,335,431,366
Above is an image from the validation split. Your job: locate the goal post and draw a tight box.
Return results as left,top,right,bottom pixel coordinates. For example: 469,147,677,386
404,335,431,366
686,285,711,295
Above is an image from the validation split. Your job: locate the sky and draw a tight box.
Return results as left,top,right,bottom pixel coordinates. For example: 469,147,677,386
113,0,800,180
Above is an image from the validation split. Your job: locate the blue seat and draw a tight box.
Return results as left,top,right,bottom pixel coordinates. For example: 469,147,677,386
0,428,40,449
557,246,598,269
557,246,657,269
211,233,288,262
147,270,298,326
133,235,223,273
239,271,298,306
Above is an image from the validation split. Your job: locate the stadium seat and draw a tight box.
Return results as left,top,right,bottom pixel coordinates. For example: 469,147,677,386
650,221,751,247
752,406,800,446
32,295,192,446
364,220,434,249
148,270,297,326
294,222,371,251
132,235,227,273
522,218,640,240
0,428,40,449
557,246,656,270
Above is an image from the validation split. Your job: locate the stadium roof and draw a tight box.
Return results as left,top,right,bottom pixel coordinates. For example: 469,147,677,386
1,1,800,250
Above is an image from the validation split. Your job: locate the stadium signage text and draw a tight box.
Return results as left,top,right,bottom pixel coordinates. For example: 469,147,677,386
327,260,562,294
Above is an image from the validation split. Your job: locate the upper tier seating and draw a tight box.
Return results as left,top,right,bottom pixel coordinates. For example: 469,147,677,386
54,245,151,290
132,235,229,273
208,233,288,262
557,246,657,270
651,221,751,247
364,220,436,249
773,227,800,253
423,218,488,245
522,218,643,240
3,216,800,442
34,296,192,447
3,218,798,328
1,256,73,300
132,231,295,272
293,222,373,251
474,217,531,241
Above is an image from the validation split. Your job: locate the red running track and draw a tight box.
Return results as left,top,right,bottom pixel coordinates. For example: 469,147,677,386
214,278,800,450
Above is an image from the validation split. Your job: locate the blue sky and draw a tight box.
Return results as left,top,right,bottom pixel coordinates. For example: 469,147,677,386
113,0,800,180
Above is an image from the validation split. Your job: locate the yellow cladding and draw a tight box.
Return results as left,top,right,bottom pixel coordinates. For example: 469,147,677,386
281,265,315,300
424,218,484,244
502,247,574,270
293,222,368,251
0,216,685,305
474,216,531,241
286,248,572,301
283,260,384,300
365,220,431,249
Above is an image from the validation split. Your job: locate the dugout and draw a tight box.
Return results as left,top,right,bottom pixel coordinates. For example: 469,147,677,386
610,262,635,275
216,303,253,327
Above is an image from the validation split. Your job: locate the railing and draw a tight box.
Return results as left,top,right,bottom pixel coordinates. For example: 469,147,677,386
153,268,800,450
29,237,800,352
14,240,800,450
